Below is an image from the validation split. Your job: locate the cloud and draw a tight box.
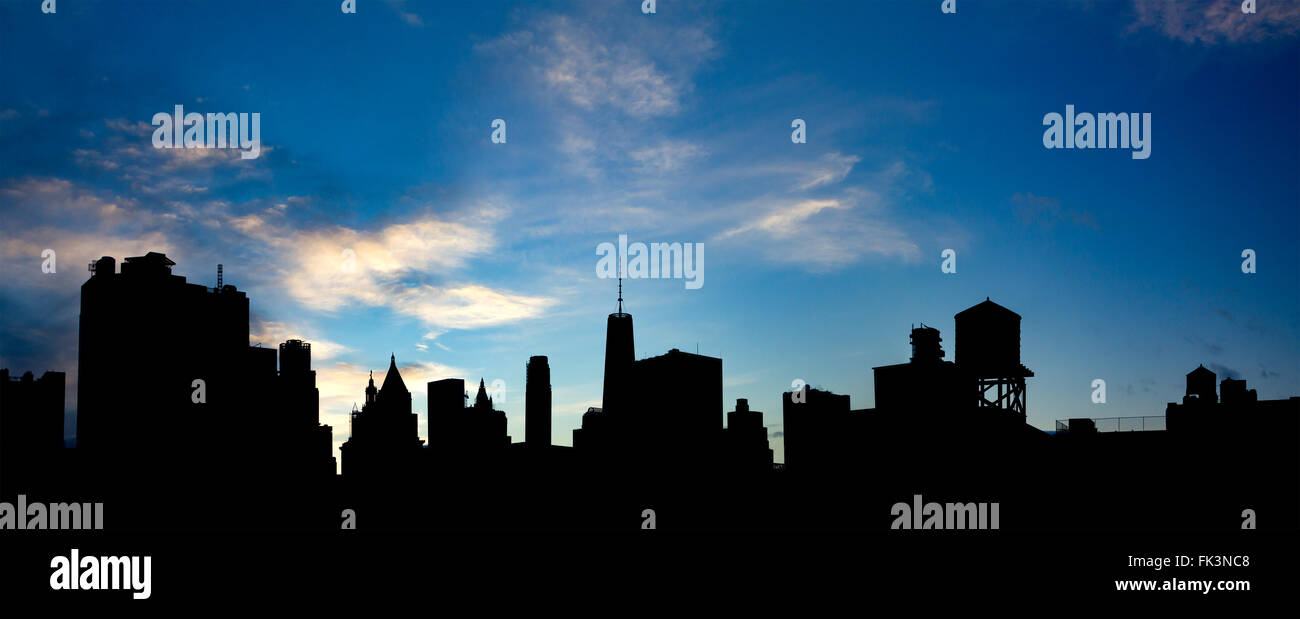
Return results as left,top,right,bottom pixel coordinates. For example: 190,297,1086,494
713,159,923,270
387,284,554,330
629,140,707,174
0,177,135,223
249,320,351,360
1208,363,1241,380
1130,0,1300,44
717,195,919,269
1185,334,1225,356
1,166,554,349
476,13,716,118
387,0,424,26
225,205,556,332
0,177,172,291
720,198,848,240
799,153,861,190
72,117,276,196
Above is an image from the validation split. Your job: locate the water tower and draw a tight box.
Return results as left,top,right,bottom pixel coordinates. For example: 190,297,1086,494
954,298,1033,420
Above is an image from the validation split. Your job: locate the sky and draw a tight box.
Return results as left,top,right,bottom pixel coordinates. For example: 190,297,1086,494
1,0,1297,467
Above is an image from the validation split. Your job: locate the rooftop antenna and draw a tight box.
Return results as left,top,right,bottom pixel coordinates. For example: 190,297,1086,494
617,276,624,314
217,264,223,289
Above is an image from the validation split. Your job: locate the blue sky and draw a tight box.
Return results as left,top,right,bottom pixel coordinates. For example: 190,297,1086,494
1,0,1297,466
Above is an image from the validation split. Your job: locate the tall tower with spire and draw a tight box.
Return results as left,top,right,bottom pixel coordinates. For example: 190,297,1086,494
602,276,635,415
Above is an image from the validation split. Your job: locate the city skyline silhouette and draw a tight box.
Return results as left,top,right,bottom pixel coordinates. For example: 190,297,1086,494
3,2,1298,473
0,0,1296,603
1,250,1295,534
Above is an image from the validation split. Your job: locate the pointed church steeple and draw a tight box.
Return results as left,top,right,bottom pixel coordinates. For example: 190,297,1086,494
474,377,493,409
380,354,408,394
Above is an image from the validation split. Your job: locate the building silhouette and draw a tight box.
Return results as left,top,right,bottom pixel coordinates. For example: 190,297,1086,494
340,356,423,478
872,324,965,414
273,340,337,479
723,398,774,474
627,347,723,470
75,253,334,480
76,253,249,461
0,369,65,490
468,378,511,450
526,356,551,448
0,369,64,452
782,386,853,474
602,278,635,416
63,253,335,529
1166,364,1291,435
427,377,467,457
577,280,635,454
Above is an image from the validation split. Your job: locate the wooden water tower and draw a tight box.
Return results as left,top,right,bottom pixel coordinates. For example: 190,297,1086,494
954,298,1033,420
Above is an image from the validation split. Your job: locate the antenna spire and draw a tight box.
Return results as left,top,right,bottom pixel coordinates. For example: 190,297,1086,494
617,276,623,314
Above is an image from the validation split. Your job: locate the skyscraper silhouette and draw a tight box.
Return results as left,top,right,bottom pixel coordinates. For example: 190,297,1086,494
427,377,466,452
526,356,551,448
274,340,336,478
77,253,249,457
602,278,634,415
628,348,723,469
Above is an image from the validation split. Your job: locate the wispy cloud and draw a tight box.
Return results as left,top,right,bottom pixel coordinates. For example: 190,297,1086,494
73,117,274,195
1130,0,1300,44
387,0,424,27
629,140,707,174
713,158,923,270
476,12,715,118
799,153,862,190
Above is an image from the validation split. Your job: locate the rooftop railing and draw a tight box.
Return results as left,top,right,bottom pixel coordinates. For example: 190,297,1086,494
1055,416,1166,434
